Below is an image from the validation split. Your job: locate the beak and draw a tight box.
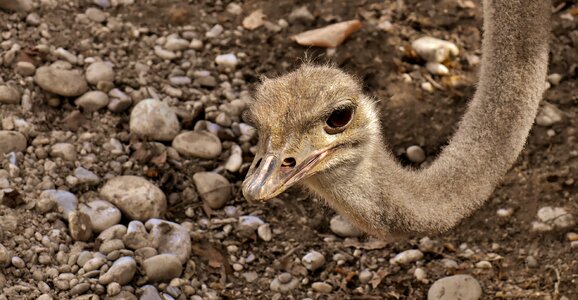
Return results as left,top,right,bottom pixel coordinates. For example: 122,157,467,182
242,146,332,202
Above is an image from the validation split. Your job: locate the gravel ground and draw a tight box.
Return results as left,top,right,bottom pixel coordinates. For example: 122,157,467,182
0,0,577,299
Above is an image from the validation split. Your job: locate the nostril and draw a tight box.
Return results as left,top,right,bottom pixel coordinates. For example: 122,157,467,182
282,157,296,168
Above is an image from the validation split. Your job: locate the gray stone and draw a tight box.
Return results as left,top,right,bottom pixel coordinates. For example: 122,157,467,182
50,143,77,161
145,219,191,264
100,176,167,221
74,167,100,185
0,131,26,154
122,220,150,250
86,61,114,85
143,254,183,283
140,285,162,300
75,91,109,112
270,273,299,293
192,172,231,209
130,99,180,142
172,131,222,159
79,199,121,232
329,215,363,237
0,85,21,104
98,257,136,285
34,66,88,97
39,190,78,219
107,89,133,113
428,275,482,300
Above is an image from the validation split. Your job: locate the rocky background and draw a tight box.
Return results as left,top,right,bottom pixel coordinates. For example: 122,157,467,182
0,0,577,299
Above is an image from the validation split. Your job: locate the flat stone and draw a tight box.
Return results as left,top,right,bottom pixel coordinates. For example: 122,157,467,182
75,91,109,112
143,254,183,283
330,215,363,237
0,85,21,104
34,66,88,97
145,219,191,263
79,199,121,232
192,172,231,209
173,131,222,159
130,99,180,142
428,275,482,300
0,131,26,154
98,257,136,285
100,176,166,221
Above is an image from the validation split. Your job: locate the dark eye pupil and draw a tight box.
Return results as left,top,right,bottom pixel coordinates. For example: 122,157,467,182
327,108,353,128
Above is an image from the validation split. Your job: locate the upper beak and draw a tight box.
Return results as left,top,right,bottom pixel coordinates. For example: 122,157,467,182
242,146,331,202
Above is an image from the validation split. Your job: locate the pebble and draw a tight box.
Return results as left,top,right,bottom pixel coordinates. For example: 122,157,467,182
242,9,265,30
257,224,272,241
0,131,27,154
526,256,538,268
547,73,562,86
68,210,93,241
99,239,124,254
291,20,362,48
358,269,373,283
50,143,77,161
389,249,424,265
475,260,492,269
205,24,224,38
288,6,315,23
14,61,36,76
165,36,189,51
215,53,239,69
123,220,150,250
425,62,450,75
75,91,110,112
140,285,162,300
173,131,222,159
83,255,107,272
34,66,89,97
192,172,231,209
407,145,426,163
54,48,78,64
311,282,332,293
11,256,25,268
496,208,513,217
440,258,458,269
421,82,434,93
99,257,137,285
38,189,78,218
85,7,107,22
414,267,427,281
427,275,482,300
329,215,362,237
0,85,21,104
411,37,459,63
107,282,121,296
74,167,100,185
100,176,167,221
130,99,180,142
537,206,575,229
238,215,265,233
79,199,121,232
225,144,243,172
535,103,563,127
302,250,325,271
108,88,133,113
154,46,177,60
145,219,191,263
0,243,10,267
143,254,183,283
270,273,299,293
86,61,115,85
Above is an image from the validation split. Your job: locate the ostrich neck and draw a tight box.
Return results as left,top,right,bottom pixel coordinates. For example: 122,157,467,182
305,0,550,238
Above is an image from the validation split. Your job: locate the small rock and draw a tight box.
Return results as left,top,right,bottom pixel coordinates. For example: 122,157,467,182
107,88,132,113
567,232,578,242
97,224,128,243
414,268,427,281
475,260,492,269
215,53,238,69
242,9,265,30
86,62,115,85
68,210,93,242
143,254,183,283
311,282,332,293
537,206,574,229
123,220,150,250
407,145,426,163
270,273,299,293
526,256,538,268
83,255,107,272
165,36,189,51
14,61,36,76
74,167,100,185
547,73,562,86
79,199,121,232
535,103,563,127
496,208,513,218
145,219,191,264
0,243,10,267
390,249,424,265
291,20,362,48
425,62,449,75
302,250,325,271
427,275,482,300
288,6,315,23
440,258,458,269
100,176,167,221
130,99,180,142
140,285,162,300
50,143,77,161
412,37,459,63
11,256,25,268
39,189,78,218
238,215,265,233
154,46,177,60
0,85,21,104
359,269,373,283
193,172,231,209
0,131,26,154
86,7,107,22
75,91,109,112
98,257,137,285
329,215,362,237
34,66,88,97
225,144,243,172
257,224,272,241
173,131,222,159
421,82,434,93
99,239,124,254
205,24,224,38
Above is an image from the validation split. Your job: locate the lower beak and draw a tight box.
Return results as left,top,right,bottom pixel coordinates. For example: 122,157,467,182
242,149,330,201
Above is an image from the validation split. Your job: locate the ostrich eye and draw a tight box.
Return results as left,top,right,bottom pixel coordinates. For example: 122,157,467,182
325,107,354,134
